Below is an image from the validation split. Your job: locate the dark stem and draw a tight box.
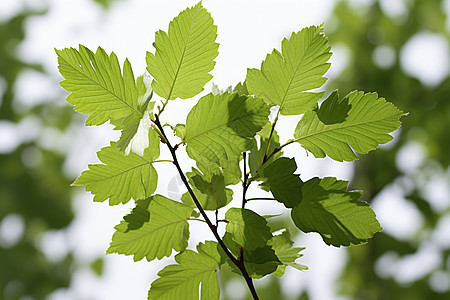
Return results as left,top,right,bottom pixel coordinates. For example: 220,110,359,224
153,114,259,300
262,113,279,164
215,209,218,228
242,152,250,209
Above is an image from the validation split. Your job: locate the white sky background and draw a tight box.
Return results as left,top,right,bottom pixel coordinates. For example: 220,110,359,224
1,0,450,299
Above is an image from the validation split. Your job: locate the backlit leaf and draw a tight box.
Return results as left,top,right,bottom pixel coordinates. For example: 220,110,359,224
146,2,218,100
249,122,282,178
268,230,307,277
259,157,303,208
225,208,272,250
291,177,382,246
222,233,281,279
181,168,233,210
56,45,142,126
72,130,160,205
185,92,270,168
294,90,405,161
108,195,193,261
246,25,331,115
148,241,222,300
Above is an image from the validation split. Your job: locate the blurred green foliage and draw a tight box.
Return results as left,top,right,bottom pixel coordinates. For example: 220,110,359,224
218,0,450,299
0,9,76,300
327,0,450,299
2,0,449,299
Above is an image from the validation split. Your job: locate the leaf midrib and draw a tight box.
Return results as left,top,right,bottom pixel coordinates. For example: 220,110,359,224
86,158,153,183
279,29,322,110
166,6,201,100
295,114,398,142
117,217,188,246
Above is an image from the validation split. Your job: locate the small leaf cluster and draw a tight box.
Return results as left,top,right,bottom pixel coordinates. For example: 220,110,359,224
56,2,405,299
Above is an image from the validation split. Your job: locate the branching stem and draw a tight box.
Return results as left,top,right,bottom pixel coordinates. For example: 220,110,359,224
153,114,259,300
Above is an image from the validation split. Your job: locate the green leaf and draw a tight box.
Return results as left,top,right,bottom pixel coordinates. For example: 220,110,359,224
233,81,249,96
181,168,233,210
113,75,155,151
246,25,331,115
122,198,151,231
294,90,405,162
173,124,186,141
259,157,303,208
225,208,272,250
316,90,350,124
146,2,219,100
72,131,160,205
148,241,222,300
249,122,282,178
221,233,281,279
242,245,281,279
56,45,142,126
184,92,270,167
268,230,307,277
291,177,382,246
107,195,193,261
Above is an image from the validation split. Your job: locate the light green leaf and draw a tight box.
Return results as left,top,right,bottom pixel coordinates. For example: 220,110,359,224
185,92,270,167
194,159,241,187
249,122,282,178
291,177,382,247
108,195,193,261
148,241,222,300
294,90,405,162
113,75,155,151
268,230,307,277
225,208,272,250
173,124,186,141
73,132,160,205
221,233,281,279
181,168,233,210
56,45,142,126
259,157,303,208
246,25,331,115
233,81,249,96
146,2,218,100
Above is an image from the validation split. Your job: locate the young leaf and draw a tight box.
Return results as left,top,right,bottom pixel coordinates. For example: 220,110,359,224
56,45,142,126
294,90,405,162
146,2,219,100
246,25,331,115
249,122,282,178
184,92,270,167
148,241,222,300
221,233,281,279
233,81,249,96
113,74,155,151
73,129,160,205
259,157,303,208
291,177,382,246
268,230,307,277
240,246,281,279
107,195,193,261
181,168,233,210
225,208,272,250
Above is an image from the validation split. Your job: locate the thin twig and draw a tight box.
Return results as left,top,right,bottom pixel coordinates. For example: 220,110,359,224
242,152,250,209
152,114,259,300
